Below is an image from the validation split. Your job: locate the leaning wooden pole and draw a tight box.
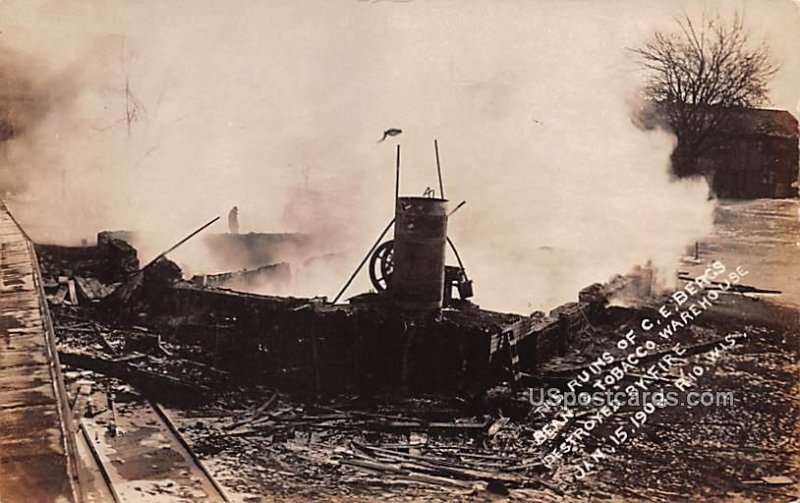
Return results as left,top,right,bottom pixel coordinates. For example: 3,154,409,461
434,139,445,199
332,219,395,304
140,216,220,271
395,144,401,208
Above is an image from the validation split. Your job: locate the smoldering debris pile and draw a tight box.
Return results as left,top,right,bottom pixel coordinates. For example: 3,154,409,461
37,232,139,281
103,229,317,293
36,229,660,397
190,262,291,292
36,233,138,306
138,297,798,502
36,233,800,501
54,314,222,404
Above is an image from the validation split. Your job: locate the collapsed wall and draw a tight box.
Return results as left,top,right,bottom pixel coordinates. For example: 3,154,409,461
37,231,656,397
35,232,139,283
131,267,653,396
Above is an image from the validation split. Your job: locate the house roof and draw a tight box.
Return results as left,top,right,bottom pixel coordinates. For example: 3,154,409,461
721,107,798,139
634,102,799,140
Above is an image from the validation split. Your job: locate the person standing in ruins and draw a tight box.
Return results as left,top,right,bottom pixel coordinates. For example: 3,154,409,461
228,206,240,234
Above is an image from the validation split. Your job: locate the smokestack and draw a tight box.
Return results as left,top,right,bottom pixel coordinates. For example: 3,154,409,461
392,196,449,312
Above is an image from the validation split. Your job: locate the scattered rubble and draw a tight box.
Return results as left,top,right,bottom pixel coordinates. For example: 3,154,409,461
35,228,800,501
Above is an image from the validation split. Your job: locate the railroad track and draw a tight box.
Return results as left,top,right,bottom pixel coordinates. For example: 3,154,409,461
2,200,230,502
75,392,230,502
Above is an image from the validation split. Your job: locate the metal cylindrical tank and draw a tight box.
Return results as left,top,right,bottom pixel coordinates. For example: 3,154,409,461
392,197,448,311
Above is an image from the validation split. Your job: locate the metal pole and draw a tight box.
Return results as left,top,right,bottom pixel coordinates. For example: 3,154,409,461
140,216,220,271
434,139,444,199
447,200,466,217
332,219,395,304
395,144,401,207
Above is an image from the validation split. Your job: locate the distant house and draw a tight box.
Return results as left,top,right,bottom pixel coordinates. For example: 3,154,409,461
699,108,799,199
634,103,799,199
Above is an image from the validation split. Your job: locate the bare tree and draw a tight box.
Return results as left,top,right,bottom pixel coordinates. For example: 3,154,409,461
632,13,778,177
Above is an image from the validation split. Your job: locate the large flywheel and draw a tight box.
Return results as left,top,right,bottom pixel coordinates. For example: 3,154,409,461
369,240,394,293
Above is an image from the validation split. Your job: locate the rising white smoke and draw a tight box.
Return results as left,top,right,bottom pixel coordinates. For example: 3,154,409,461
1,0,797,312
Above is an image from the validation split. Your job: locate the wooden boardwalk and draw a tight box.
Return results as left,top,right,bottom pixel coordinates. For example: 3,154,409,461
0,201,81,502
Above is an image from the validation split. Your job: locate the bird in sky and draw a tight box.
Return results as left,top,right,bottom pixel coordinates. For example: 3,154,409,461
378,128,403,142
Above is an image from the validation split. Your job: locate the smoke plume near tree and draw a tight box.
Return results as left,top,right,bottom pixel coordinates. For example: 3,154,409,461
632,12,780,178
